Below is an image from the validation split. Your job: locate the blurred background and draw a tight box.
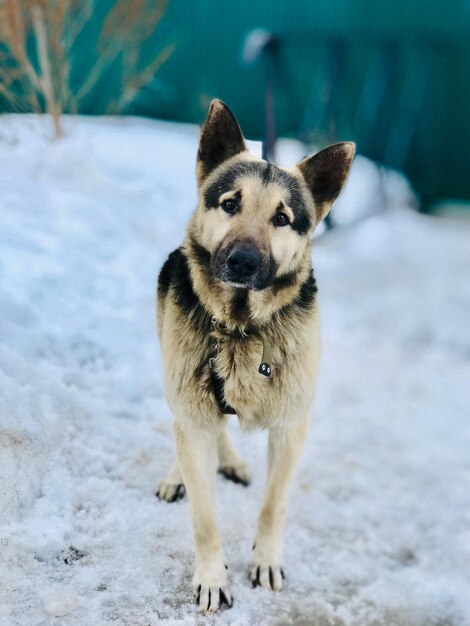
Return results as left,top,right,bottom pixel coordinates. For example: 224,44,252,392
1,0,469,210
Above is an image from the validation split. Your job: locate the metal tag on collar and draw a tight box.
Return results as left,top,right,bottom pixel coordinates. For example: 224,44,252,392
259,362,271,376
258,334,273,377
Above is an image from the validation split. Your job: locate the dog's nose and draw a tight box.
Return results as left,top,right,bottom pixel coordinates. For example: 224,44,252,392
226,245,261,278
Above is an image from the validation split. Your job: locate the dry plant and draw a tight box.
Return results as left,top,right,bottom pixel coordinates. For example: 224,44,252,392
76,0,174,113
0,0,173,137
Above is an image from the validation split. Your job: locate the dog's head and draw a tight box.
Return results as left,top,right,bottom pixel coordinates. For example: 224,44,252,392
192,100,355,291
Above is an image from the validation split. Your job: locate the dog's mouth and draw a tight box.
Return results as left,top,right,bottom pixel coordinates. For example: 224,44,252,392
211,242,275,291
214,270,262,290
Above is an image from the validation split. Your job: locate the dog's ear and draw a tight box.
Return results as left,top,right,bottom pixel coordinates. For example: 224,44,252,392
297,142,355,222
197,99,247,185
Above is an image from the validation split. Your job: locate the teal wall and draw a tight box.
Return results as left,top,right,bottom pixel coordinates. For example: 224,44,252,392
126,0,470,205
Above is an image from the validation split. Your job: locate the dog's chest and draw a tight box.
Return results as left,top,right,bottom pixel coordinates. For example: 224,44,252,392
211,332,304,428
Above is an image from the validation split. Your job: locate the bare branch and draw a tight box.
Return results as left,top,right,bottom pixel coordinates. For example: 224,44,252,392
111,43,174,113
31,3,63,136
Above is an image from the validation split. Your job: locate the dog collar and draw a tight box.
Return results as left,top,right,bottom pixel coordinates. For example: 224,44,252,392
209,317,273,378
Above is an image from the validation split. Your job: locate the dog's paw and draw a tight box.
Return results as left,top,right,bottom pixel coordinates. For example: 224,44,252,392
194,583,233,613
193,563,232,613
155,481,185,503
218,461,251,487
249,563,285,591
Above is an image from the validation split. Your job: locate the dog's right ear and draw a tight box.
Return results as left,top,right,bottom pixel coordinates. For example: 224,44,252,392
197,99,247,185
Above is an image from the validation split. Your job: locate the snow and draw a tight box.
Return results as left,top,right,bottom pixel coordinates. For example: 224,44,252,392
43,588,79,617
0,114,469,626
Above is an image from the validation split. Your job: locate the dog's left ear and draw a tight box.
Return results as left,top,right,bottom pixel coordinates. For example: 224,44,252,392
197,99,247,185
297,142,355,222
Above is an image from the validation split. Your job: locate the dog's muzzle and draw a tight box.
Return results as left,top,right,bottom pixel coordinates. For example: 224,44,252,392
226,244,260,280
212,242,273,290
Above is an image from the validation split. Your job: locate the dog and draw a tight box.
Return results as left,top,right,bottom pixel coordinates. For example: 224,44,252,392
156,99,354,612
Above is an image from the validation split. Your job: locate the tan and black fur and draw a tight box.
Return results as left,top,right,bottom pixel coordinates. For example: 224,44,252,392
156,100,355,612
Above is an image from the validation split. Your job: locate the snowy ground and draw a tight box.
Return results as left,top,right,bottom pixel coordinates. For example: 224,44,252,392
0,115,469,626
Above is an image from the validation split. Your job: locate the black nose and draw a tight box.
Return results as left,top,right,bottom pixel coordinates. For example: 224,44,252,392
226,245,261,278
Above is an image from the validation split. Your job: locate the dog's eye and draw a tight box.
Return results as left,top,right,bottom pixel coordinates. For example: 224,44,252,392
274,212,290,227
221,198,237,214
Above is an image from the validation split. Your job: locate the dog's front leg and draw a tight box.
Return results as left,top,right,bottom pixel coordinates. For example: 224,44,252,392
173,420,232,612
251,415,309,591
